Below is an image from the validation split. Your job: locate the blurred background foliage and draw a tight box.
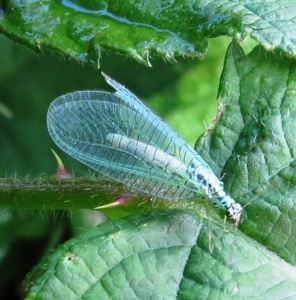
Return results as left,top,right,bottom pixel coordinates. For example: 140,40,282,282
0,34,229,298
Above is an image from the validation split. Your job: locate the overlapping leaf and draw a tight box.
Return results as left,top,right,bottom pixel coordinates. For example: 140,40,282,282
196,41,296,265
26,210,296,299
0,0,295,67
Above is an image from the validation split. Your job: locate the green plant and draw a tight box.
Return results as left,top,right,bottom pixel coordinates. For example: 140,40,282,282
1,1,296,299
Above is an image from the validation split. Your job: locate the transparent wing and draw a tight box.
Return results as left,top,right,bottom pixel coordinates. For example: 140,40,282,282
102,73,212,170
47,81,217,200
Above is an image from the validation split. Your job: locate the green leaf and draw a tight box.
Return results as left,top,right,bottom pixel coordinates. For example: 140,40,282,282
0,0,295,67
196,40,296,265
180,221,296,299
25,210,201,299
26,210,296,299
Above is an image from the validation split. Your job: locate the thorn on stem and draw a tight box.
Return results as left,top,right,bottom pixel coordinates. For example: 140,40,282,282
51,149,72,179
94,195,131,209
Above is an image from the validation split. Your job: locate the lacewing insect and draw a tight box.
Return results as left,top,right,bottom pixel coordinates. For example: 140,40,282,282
47,73,243,223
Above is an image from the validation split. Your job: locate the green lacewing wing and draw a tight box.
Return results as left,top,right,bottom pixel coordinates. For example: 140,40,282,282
47,73,242,223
